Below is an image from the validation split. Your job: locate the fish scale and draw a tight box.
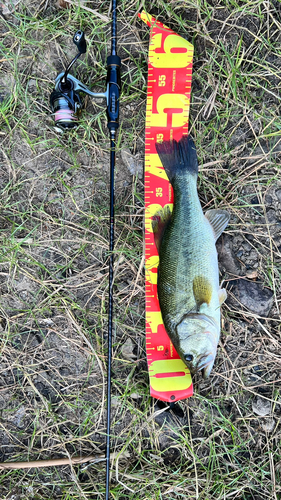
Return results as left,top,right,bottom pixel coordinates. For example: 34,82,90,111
159,175,220,330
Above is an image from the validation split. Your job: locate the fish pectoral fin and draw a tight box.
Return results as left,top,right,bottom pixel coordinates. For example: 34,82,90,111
218,287,227,305
193,276,212,306
152,204,172,253
205,209,230,241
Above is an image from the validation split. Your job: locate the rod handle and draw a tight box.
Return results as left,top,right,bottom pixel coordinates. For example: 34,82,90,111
106,55,121,130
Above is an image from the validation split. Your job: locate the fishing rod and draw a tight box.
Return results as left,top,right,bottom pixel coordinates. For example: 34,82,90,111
50,3,120,498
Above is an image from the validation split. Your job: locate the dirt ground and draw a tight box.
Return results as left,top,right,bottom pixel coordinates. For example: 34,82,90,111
0,0,281,499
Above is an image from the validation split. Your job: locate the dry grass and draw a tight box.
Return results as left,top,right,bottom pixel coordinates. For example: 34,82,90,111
0,0,281,498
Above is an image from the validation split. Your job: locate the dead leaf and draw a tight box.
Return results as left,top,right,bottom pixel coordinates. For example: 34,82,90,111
121,338,136,361
252,396,271,417
246,270,258,279
1,0,21,15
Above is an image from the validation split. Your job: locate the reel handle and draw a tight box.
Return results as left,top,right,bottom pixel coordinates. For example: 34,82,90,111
73,30,86,54
61,30,87,86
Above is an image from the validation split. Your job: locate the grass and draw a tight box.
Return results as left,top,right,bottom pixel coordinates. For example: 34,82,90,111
0,0,281,499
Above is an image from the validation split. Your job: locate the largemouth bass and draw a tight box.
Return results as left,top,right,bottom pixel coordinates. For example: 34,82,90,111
154,136,229,378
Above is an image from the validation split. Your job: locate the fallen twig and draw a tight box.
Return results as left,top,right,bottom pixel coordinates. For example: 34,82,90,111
0,451,130,470
0,455,103,470
63,0,109,21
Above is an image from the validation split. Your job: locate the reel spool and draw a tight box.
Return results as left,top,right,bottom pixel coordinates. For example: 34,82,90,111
50,81,82,129
50,30,108,130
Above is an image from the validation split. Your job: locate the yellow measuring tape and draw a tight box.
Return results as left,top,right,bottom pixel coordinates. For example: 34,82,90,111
139,11,194,402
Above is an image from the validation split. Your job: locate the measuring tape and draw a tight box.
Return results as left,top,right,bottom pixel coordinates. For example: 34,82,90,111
139,11,194,402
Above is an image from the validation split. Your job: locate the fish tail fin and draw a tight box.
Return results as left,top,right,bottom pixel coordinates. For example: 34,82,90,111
155,135,198,184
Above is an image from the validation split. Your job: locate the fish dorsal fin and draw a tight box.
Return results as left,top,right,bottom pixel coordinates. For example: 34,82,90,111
205,209,230,241
152,204,172,253
193,276,212,306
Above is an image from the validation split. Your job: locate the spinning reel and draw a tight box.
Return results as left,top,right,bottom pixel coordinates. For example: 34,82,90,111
50,30,120,131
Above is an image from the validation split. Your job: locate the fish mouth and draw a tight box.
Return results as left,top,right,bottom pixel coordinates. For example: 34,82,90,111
196,352,214,372
184,351,214,376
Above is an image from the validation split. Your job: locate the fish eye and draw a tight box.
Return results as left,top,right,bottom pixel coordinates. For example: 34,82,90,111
184,354,193,362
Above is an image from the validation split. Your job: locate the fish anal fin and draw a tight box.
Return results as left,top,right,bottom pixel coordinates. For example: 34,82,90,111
218,287,227,305
205,209,230,241
152,205,172,253
193,276,212,306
